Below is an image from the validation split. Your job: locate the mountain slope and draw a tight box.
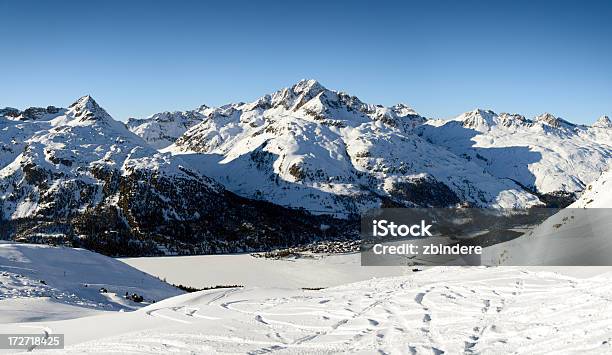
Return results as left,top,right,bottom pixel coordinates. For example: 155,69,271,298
0,241,182,323
164,80,541,215
417,109,611,205
570,169,612,208
481,169,612,266
0,96,348,256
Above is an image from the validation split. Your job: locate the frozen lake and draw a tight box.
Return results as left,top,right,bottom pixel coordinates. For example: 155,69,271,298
119,253,416,289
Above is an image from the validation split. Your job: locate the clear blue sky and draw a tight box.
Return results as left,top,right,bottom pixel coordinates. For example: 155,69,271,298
1,0,610,123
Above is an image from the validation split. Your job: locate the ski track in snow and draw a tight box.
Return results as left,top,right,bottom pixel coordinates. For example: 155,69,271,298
16,267,612,354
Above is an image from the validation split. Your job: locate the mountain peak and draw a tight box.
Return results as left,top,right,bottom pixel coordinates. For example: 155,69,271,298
0,107,21,118
292,79,325,94
534,112,558,125
289,79,327,102
69,95,98,110
197,104,211,112
593,115,611,128
459,109,497,130
534,112,577,128
391,103,418,116
471,108,496,116
270,79,328,111
499,112,527,121
67,95,112,123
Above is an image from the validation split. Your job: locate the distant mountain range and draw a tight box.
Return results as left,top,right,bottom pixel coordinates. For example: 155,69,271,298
1,80,610,255
132,79,610,213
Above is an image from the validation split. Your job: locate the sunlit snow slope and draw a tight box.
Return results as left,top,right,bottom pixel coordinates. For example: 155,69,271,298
417,110,611,198
0,241,182,323
571,169,612,208
160,80,548,215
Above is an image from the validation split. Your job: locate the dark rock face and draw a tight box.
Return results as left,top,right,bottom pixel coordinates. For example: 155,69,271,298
501,178,578,208
0,106,61,120
388,176,461,208
22,106,60,120
0,107,20,118
536,191,577,208
2,166,355,257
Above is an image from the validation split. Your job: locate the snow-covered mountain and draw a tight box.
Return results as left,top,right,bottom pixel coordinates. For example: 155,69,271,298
1,96,220,217
127,106,213,149
0,96,346,255
163,80,542,216
593,115,612,128
417,109,611,205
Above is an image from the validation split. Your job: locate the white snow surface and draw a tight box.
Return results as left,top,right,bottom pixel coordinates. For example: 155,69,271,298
2,239,612,353
2,267,612,354
0,241,182,323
